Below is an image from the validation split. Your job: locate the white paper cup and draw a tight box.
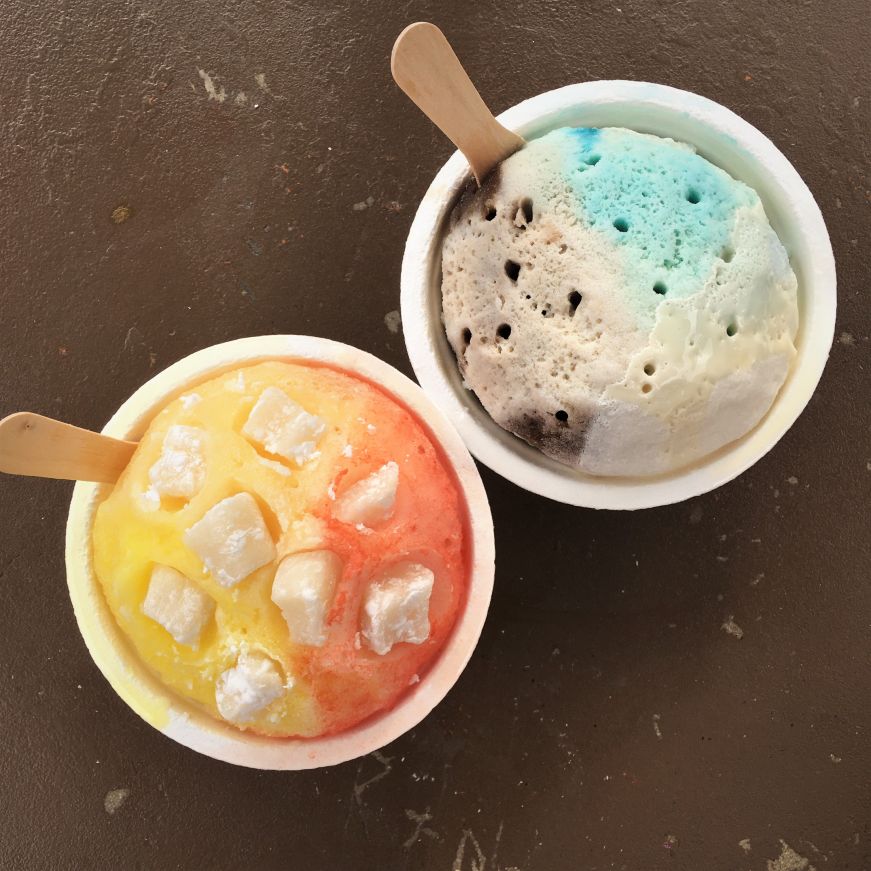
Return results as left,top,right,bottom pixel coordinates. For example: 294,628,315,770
65,336,495,769
401,80,836,509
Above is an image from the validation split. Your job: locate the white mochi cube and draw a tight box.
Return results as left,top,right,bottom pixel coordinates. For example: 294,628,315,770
272,550,342,646
215,652,287,723
242,387,326,467
361,562,434,655
333,461,399,527
148,425,207,499
184,492,276,587
141,564,214,646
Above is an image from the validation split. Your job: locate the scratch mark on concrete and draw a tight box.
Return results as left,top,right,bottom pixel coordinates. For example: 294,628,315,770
403,807,440,849
198,69,226,103
766,840,816,871
829,753,842,764
104,788,130,815
721,616,744,639
384,310,401,333
111,204,132,224
739,838,752,852
123,325,145,352
453,828,487,871
353,749,393,807
255,73,270,92
652,713,663,739
343,221,371,284
490,821,504,868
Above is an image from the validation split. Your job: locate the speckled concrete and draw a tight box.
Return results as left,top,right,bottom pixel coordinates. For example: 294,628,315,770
1,2,869,869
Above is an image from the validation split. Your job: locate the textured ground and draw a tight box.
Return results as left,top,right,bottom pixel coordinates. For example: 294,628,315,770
1,1,869,868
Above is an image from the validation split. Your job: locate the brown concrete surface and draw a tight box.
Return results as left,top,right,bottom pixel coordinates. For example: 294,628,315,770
1,1,869,869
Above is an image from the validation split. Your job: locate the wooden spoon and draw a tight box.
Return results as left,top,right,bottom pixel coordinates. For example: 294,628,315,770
391,21,525,184
0,412,137,484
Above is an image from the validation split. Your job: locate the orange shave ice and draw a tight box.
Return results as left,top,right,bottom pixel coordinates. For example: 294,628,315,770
92,360,470,737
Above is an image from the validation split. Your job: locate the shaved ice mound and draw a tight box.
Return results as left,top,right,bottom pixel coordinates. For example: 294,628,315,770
441,127,799,476
92,360,470,737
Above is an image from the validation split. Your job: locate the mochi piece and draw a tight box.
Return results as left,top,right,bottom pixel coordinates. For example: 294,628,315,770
333,462,399,527
184,493,276,587
272,550,342,647
148,425,207,499
141,564,214,646
215,652,287,723
242,386,326,467
361,562,434,656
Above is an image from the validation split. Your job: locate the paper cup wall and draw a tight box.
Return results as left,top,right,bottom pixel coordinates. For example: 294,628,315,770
400,80,836,509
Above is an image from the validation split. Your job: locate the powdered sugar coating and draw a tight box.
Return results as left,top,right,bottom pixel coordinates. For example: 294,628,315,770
148,425,207,499
242,386,326,467
141,564,214,646
215,652,287,723
361,562,434,656
183,492,276,587
333,461,399,527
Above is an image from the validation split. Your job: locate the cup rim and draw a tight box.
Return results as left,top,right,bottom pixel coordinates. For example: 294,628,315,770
65,335,495,769
400,80,836,509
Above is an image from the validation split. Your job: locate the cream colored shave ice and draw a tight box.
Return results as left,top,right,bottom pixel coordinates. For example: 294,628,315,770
441,126,799,476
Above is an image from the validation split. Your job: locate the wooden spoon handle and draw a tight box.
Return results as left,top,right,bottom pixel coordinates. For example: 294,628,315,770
0,412,137,483
391,22,524,184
